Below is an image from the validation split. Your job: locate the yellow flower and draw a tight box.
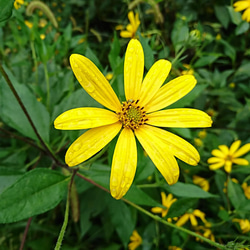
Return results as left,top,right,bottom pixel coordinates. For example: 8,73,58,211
198,129,207,139
234,0,250,22
208,140,250,173
193,175,210,192
195,224,215,242
233,219,250,233
168,247,182,250
120,11,140,38
242,182,250,199
14,0,24,9
105,72,113,81
194,138,203,147
229,82,236,88
25,20,33,29
128,230,142,250
151,192,177,218
40,34,46,40
181,64,194,75
54,39,212,199
176,209,207,227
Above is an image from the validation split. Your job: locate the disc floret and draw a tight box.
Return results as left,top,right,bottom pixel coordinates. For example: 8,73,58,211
117,100,148,130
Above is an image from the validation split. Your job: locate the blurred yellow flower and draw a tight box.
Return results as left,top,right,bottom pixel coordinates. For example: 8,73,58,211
119,11,140,38
40,34,46,40
195,224,215,242
234,0,250,22
233,219,250,233
168,247,182,250
151,192,177,218
194,138,203,147
198,129,207,139
105,73,113,81
128,230,142,250
208,140,250,173
229,82,236,88
25,20,33,29
54,39,212,199
242,182,250,199
14,0,24,9
193,175,210,191
176,209,207,227
181,64,194,75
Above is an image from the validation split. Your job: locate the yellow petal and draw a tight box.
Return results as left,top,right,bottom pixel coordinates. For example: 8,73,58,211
144,75,197,113
232,158,249,166
234,1,250,12
233,143,250,158
176,214,189,227
65,122,122,166
124,39,144,101
70,54,121,112
242,8,250,22
128,11,135,26
211,149,225,158
190,214,198,226
147,108,212,128
225,160,232,173
135,125,179,185
110,128,137,199
136,125,199,165
54,108,119,130
209,161,225,170
151,207,163,214
139,59,171,108
207,157,223,164
219,145,230,155
120,30,132,38
229,140,241,155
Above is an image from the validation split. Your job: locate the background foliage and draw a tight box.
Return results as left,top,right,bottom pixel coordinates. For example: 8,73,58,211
0,0,250,249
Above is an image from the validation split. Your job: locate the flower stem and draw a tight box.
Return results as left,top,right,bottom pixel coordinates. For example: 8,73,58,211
43,62,50,110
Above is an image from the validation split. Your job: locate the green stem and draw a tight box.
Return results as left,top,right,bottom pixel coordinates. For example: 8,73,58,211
171,46,186,67
123,198,227,250
30,40,38,85
43,62,50,110
54,170,77,250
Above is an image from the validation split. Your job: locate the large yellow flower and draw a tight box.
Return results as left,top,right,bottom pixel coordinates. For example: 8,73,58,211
54,39,212,199
208,140,250,173
234,0,250,22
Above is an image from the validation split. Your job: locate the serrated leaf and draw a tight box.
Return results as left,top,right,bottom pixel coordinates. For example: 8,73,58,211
0,0,14,22
0,168,69,223
164,182,217,198
0,66,50,143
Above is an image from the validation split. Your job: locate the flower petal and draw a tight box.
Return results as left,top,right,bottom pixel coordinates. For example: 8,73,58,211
110,128,137,199
218,145,229,155
147,108,212,128
139,59,171,107
229,140,241,155
124,39,144,101
242,8,250,22
135,125,179,185
176,214,189,227
232,158,249,166
233,143,250,158
54,108,119,130
211,149,225,158
65,122,122,166
234,1,250,12
144,75,197,113
209,161,225,170
137,125,200,165
70,54,121,111
225,160,232,173
120,31,132,38
207,157,223,164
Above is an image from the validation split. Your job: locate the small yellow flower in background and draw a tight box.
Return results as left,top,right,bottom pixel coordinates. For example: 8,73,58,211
14,0,24,9
151,192,177,218
77,37,86,44
193,175,210,192
198,129,207,139
195,224,215,242
168,246,182,250
234,0,250,22
233,219,250,233
176,209,207,227
223,178,238,193
242,182,250,199
194,138,203,147
39,19,48,28
128,230,142,250
181,64,194,75
40,34,46,40
206,108,217,118
105,73,113,81
119,11,140,38
25,20,33,29
208,140,250,173
229,82,236,88
54,39,212,199
215,33,222,40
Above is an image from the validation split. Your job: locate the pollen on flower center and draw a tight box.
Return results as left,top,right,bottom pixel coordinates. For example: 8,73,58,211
117,100,148,130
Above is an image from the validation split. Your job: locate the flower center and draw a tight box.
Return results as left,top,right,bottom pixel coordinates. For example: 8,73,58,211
117,100,148,130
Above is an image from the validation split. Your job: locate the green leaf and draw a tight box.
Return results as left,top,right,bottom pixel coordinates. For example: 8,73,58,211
167,198,198,218
0,0,14,22
214,5,230,29
0,66,50,143
124,185,164,207
194,54,221,68
0,168,69,223
164,182,217,198
108,199,134,247
139,34,154,70
108,32,121,72
227,178,246,210
227,6,242,25
236,21,250,35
